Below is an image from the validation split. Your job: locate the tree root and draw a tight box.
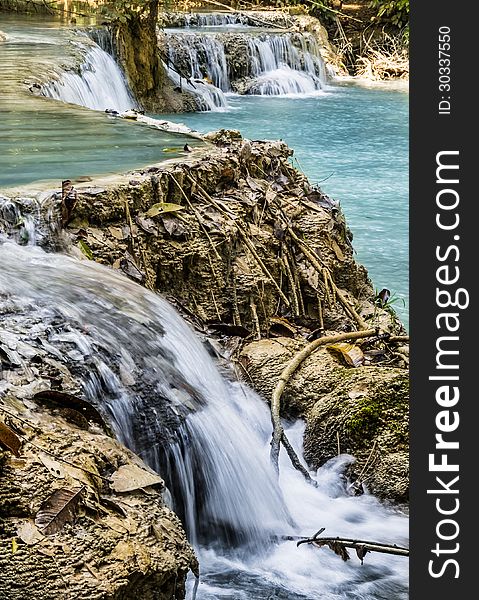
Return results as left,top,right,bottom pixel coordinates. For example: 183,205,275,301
270,329,378,476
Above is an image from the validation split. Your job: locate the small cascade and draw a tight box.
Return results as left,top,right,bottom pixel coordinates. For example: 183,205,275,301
165,64,228,111
42,41,137,112
183,12,250,28
0,196,59,247
164,25,329,109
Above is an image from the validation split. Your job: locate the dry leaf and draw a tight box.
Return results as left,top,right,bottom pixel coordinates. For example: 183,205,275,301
0,420,21,456
16,521,44,546
328,541,350,562
38,452,65,479
269,317,296,338
35,486,84,535
109,226,125,240
330,238,345,261
110,464,164,493
327,343,365,367
33,390,109,432
145,202,184,218
135,215,159,235
356,545,369,564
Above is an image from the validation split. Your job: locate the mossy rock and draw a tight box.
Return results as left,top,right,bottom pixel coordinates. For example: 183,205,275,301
303,367,409,502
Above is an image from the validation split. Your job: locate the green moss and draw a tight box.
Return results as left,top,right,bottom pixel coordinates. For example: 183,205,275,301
346,375,409,446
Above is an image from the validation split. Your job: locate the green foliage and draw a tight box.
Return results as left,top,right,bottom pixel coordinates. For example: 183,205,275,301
101,0,156,23
370,0,409,28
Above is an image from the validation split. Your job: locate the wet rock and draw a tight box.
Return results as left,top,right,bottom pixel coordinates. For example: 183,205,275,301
239,337,409,503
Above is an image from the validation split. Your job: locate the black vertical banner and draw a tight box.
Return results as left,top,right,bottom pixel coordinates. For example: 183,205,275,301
410,1,475,597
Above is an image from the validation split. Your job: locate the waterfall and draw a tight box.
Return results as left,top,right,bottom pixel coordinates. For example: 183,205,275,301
164,28,328,110
42,42,137,112
0,237,409,598
164,61,229,112
183,12,250,28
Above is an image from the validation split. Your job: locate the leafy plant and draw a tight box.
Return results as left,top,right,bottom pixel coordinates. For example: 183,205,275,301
370,0,409,28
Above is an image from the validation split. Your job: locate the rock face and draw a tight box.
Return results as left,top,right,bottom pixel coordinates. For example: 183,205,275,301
239,337,409,503
0,395,197,600
3,132,405,337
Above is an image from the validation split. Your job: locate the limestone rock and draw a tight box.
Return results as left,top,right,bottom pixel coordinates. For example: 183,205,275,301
0,396,197,600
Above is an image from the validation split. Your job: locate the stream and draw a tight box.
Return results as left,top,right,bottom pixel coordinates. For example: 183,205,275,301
0,12,409,599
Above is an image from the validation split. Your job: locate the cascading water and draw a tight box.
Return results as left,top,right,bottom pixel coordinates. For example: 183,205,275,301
0,226,409,598
164,26,329,109
42,38,137,112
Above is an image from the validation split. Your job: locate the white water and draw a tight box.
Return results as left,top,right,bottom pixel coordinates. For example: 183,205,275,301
0,239,408,599
166,64,229,112
165,28,328,109
42,43,137,112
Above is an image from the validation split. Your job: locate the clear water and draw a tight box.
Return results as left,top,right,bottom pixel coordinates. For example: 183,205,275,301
0,17,202,189
0,241,409,599
160,84,409,328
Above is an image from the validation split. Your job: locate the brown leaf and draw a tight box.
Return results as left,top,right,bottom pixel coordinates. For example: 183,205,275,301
328,541,350,562
35,486,84,535
161,215,187,237
135,215,159,235
356,545,369,564
109,226,125,240
269,317,296,338
33,390,110,432
120,253,145,283
327,343,365,367
330,238,345,261
0,420,21,456
109,464,164,493
208,323,251,338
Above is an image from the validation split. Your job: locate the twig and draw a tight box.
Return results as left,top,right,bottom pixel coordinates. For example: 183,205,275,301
270,329,378,475
239,231,290,307
211,289,221,321
169,173,222,262
317,293,324,332
250,299,261,340
281,433,318,487
287,226,368,330
348,439,378,493
296,532,409,560
282,253,300,317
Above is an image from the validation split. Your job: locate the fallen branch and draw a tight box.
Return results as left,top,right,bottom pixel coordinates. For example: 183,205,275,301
296,529,409,563
270,329,378,475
